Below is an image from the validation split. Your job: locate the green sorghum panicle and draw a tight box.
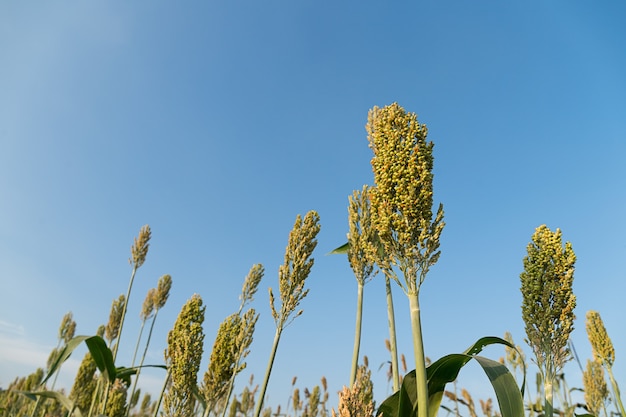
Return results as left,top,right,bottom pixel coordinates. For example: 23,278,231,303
586,310,615,366
104,379,128,417
520,225,576,372
163,293,206,417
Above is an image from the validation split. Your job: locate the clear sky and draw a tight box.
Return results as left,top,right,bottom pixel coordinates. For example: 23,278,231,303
1,0,625,412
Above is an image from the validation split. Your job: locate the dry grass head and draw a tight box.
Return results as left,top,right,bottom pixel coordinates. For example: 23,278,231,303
130,225,151,268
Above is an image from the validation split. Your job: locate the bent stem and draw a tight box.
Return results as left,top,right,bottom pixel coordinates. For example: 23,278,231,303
350,282,364,387
409,292,428,417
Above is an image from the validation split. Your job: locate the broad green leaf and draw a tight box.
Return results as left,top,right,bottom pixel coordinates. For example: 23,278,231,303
377,337,525,417
17,390,83,417
474,356,524,417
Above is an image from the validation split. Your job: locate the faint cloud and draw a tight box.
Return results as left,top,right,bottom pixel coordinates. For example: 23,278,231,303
0,325,81,390
0,319,26,336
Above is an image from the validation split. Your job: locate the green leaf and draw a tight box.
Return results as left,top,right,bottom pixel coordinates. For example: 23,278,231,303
327,242,349,255
377,337,525,417
17,390,83,417
84,335,117,383
42,335,94,385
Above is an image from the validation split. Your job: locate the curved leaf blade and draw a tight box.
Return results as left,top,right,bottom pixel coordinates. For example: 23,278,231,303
17,390,83,417
473,356,524,417
84,335,116,383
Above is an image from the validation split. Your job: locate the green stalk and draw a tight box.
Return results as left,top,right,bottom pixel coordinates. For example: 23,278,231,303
408,293,428,417
350,282,365,387
254,327,282,417
606,366,626,417
127,309,160,416
153,370,170,417
543,373,554,417
385,274,400,392
112,264,137,363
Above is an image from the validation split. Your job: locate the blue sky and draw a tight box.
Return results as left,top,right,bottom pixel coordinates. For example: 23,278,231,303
1,0,625,412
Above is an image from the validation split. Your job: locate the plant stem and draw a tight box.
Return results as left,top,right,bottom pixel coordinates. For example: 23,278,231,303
113,264,137,363
153,370,170,417
543,375,554,417
254,326,282,417
607,365,626,417
127,310,160,416
350,282,364,387
385,274,400,392
408,293,428,417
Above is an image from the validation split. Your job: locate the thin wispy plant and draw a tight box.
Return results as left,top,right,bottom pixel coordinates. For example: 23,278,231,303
128,274,173,415
520,225,576,417
253,210,321,417
219,264,264,417
114,224,151,362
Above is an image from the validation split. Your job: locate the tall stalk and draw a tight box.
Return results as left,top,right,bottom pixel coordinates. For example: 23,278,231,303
346,186,376,387
253,211,321,417
382,270,400,392
113,224,151,362
367,103,445,417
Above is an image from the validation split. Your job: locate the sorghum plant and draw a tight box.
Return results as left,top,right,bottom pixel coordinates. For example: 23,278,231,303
346,185,377,387
585,310,624,417
129,274,173,410
367,103,445,417
582,359,609,417
114,224,151,362
162,293,206,417
520,225,576,417
254,211,321,417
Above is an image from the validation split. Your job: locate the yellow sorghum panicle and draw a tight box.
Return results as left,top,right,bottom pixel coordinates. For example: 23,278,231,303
347,185,377,286
586,310,615,366
520,225,576,372
130,225,151,268
583,359,609,416
333,363,375,417
462,389,478,417
366,103,444,293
